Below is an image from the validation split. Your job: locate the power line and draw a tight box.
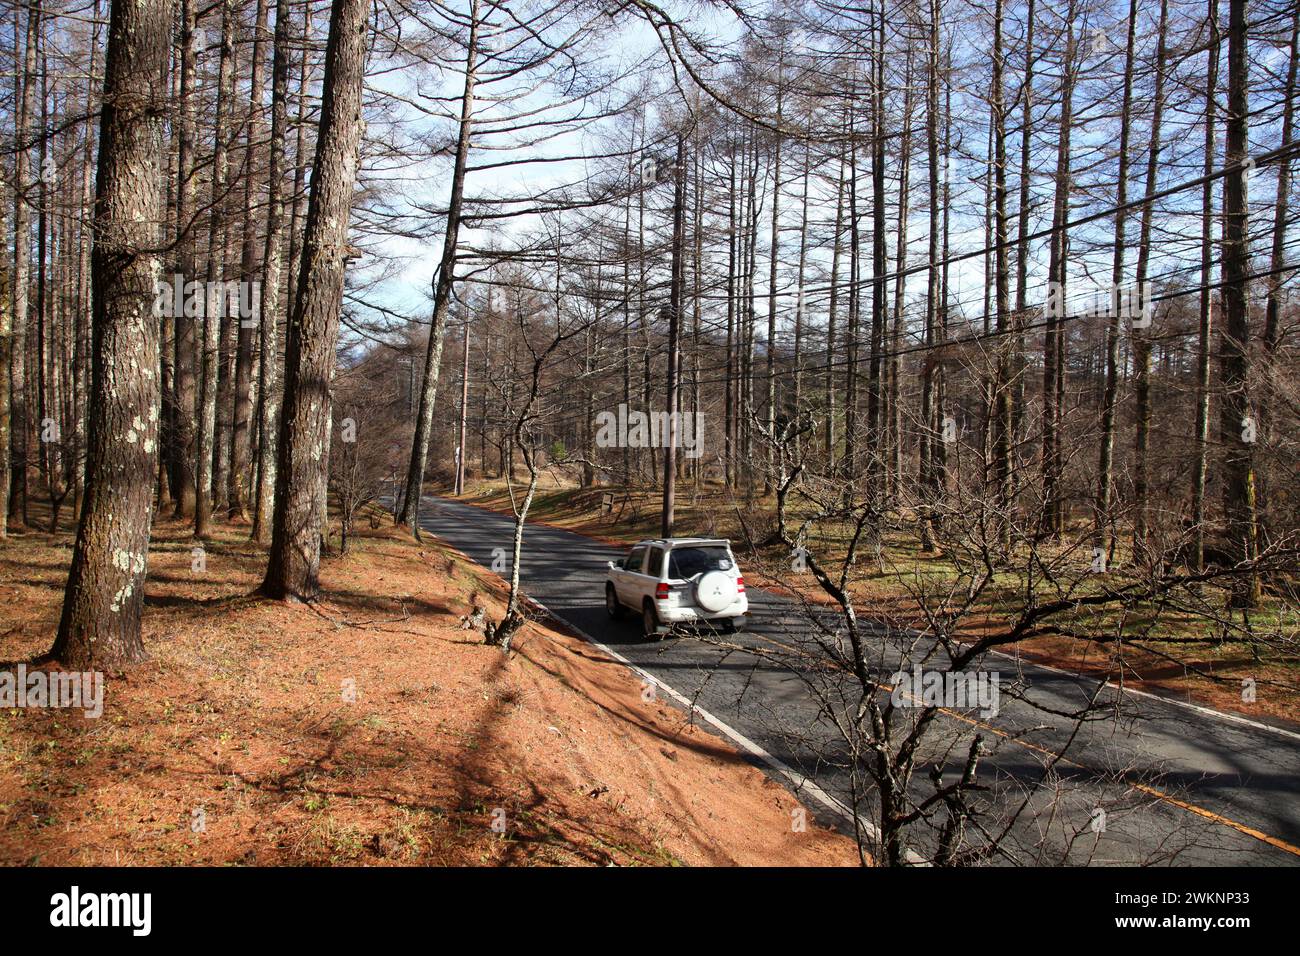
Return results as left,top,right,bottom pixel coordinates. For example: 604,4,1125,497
460,251,1300,411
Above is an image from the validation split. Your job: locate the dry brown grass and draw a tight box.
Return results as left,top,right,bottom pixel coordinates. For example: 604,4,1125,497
0,505,856,866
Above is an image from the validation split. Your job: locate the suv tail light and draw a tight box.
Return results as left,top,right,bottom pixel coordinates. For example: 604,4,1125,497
736,576,745,593
655,582,670,600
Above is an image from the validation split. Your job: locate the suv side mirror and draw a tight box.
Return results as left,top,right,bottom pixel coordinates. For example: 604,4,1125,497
608,560,619,570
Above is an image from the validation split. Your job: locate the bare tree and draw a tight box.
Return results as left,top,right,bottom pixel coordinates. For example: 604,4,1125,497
52,0,171,669
170,0,200,519
230,0,271,521
195,0,236,539
397,0,481,526
251,0,293,544
0,205,10,538
1218,0,1260,607
260,0,371,600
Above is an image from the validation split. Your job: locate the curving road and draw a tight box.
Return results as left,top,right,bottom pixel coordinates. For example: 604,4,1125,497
411,495,1300,866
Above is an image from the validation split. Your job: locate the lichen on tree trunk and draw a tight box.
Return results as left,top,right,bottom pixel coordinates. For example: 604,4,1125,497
52,0,170,671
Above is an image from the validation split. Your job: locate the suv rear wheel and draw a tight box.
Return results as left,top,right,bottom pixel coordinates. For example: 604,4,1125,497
642,601,661,640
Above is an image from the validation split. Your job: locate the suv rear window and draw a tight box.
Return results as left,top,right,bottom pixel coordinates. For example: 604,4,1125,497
667,546,733,579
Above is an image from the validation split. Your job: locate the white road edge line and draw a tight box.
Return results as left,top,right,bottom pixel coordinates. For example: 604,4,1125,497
425,495,1300,745
524,593,927,867
419,496,1300,863
402,497,921,865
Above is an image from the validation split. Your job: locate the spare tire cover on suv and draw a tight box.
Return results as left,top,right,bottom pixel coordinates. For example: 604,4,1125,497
695,570,737,612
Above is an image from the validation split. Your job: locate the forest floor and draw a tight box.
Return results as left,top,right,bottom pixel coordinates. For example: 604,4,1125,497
0,503,856,866
457,474,1300,727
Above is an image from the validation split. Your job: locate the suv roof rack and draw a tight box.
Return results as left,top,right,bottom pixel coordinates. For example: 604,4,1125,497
634,537,731,547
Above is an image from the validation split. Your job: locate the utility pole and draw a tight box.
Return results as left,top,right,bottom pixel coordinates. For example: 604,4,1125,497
662,130,686,538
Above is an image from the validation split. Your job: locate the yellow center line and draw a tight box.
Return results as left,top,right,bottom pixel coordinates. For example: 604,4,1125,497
930,697,1300,858
737,630,1300,858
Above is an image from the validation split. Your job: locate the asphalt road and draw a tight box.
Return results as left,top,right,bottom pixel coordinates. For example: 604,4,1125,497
410,494,1300,866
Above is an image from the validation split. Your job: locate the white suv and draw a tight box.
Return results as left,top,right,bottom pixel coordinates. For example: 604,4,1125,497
605,538,748,637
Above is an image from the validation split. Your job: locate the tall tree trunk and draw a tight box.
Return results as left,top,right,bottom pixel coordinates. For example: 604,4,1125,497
662,131,685,537
251,0,292,544
171,0,199,518
1218,0,1260,606
623,131,635,484
888,52,913,499
1013,0,1036,315
938,53,952,494
194,0,235,537
260,0,370,600
990,0,1012,548
825,146,844,463
1132,0,1170,552
206,0,238,526
455,314,470,495
1042,11,1077,542
845,99,860,485
231,0,270,520
1259,4,1298,542
35,27,51,521
397,0,480,526
690,119,703,488
742,128,760,483
867,3,887,499
1096,0,1140,554
1010,0,1036,470
8,1,39,529
765,69,782,491
0,206,10,537
52,0,170,670
285,2,313,312
156,4,173,510
1191,0,1220,572
724,140,736,485
920,0,942,552
793,142,810,452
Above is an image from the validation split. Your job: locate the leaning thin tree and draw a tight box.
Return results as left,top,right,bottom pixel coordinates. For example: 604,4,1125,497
52,0,171,670
397,0,481,527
